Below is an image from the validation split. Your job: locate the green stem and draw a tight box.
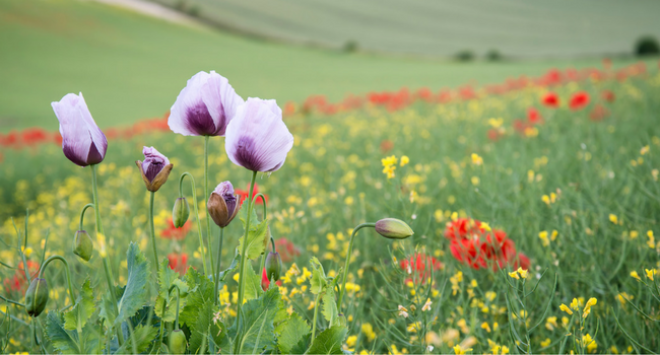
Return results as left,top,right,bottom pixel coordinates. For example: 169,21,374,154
336,223,376,312
149,191,159,273
204,136,215,281
168,285,183,330
78,204,95,231
214,227,224,306
0,295,24,307
38,255,81,348
310,292,322,343
179,172,208,275
234,170,258,352
91,164,125,346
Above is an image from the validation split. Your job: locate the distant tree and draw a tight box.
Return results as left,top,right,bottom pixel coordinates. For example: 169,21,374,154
455,50,474,62
343,40,359,53
635,36,659,57
486,49,502,61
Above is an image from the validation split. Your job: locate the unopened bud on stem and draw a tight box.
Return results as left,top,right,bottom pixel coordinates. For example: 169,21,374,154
25,278,49,317
73,230,94,261
172,197,190,228
375,218,414,239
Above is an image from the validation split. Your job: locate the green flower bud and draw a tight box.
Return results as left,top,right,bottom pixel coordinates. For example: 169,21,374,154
168,329,187,354
265,251,282,281
374,218,414,239
172,197,190,228
25,278,49,317
73,230,94,261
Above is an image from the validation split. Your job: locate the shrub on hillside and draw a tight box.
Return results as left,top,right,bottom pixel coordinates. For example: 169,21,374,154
486,49,502,61
635,36,660,56
454,50,474,62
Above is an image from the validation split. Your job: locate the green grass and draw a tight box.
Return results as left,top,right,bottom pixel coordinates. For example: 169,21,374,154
2,67,660,354
152,0,660,58
0,0,654,132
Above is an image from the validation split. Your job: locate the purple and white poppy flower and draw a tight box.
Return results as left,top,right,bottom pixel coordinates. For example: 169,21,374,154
51,93,107,167
208,181,240,228
168,71,244,137
225,98,294,172
136,146,173,192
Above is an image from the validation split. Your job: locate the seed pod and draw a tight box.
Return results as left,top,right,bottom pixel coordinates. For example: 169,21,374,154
169,329,187,354
265,251,282,281
25,278,49,317
375,218,414,239
172,197,190,228
73,230,94,261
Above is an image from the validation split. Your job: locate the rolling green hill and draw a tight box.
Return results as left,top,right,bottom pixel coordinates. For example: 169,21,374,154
0,0,653,132
151,0,660,58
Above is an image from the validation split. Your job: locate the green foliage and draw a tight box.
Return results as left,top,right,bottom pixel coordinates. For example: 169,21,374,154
46,312,80,354
63,279,95,331
232,287,281,354
307,325,348,355
115,243,150,327
242,261,263,301
322,288,339,327
155,259,188,322
115,324,159,354
179,267,214,328
275,314,310,354
188,301,227,354
238,209,268,260
636,36,660,56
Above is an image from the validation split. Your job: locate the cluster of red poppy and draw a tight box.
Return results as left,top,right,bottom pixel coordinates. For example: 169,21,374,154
445,218,530,271
399,252,443,285
295,61,651,116
160,217,192,240
2,260,39,293
274,237,301,263
1,61,652,152
167,252,188,275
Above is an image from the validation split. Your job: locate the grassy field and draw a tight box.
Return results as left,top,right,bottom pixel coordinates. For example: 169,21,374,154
1,61,660,354
151,0,660,58
0,0,654,132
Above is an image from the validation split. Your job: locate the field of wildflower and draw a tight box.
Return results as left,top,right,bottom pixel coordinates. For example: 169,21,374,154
1,60,660,355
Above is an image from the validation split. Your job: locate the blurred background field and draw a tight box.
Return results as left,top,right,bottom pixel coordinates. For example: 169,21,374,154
1,0,659,131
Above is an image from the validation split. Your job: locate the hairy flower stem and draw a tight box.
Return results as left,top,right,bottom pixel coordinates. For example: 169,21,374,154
204,136,215,282
234,170,258,352
214,227,224,306
149,191,159,273
253,193,269,277
38,256,82,350
337,223,376,312
91,165,125,346
179,172,208,275
310,292,322,343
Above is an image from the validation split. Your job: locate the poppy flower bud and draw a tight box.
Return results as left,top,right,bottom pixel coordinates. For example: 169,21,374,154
172,197,190,228
375,218,414,239
136,146,173,192
261,267,270,291
207,181,240,228
265,251,282,281
73,230,94,261
25,278,49,317
168,329,187,354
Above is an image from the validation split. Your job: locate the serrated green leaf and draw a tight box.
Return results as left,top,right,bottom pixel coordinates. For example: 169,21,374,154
114,323,159,354
310,269,326,294
238,218,268,260
63,279,95,331
243,261,263,302
179,266,214,328
115,243,149,327
239,204,260,229
290,333,311,354
218,252,241,282
189,300,227,354
275,314,310,354
307,325,347,355
234,287,281,354
155,259,187,322
322,288,338,327
46,312,80,354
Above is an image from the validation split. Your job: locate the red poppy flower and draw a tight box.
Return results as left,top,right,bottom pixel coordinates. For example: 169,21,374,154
260,267,282,290
168,252,188,275
400,253,443,284
3,260,40,292
275,238,301,263
380,140,394,153
601,90,615,102
589,105,609,121
569,92,590,110
527,107,542,125
236,183,268,205
161,218,191,240
542,92,559,108
444,218,484,240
